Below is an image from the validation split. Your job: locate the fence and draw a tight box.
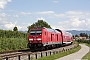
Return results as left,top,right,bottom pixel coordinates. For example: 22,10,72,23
1,44,78,60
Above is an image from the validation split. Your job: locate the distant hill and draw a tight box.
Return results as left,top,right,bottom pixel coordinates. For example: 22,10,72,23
67,30,90,36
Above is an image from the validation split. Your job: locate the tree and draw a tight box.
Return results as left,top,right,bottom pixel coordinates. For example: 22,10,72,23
85,33,88,38
89,34,90,38
27,20,51,32
79,33,88,38
13,26,18,31
75,34,79,37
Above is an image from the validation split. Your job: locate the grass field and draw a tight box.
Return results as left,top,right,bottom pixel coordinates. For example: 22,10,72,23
35,44,81,60
82,43,90,60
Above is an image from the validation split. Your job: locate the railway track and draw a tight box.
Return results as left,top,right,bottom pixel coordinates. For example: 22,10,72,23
0,43,78,60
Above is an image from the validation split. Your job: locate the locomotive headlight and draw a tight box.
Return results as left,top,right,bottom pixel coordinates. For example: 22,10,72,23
37,38,41,40
29,38,33,41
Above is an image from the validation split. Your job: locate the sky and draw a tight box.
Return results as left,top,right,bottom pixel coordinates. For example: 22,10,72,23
0,0,90,31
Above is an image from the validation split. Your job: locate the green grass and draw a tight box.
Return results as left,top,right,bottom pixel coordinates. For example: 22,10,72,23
82,43,90,60
35,45,81,60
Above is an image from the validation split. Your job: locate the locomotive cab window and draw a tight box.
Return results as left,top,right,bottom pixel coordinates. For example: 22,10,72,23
30,30,42,35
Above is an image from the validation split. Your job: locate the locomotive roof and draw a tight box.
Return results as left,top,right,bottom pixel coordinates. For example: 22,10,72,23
55,29,72,36
45,28,55,32
62,31,72,37
45,28,60,33
30,27,60,33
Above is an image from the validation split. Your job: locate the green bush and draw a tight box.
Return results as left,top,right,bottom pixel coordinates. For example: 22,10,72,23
76,39,90,44
0,29,28,52
0,38,27,52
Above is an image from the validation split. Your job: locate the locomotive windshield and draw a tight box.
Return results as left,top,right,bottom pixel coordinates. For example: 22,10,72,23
30,30,42,35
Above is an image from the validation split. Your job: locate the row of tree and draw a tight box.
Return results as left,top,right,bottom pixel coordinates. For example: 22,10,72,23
74,33,89,38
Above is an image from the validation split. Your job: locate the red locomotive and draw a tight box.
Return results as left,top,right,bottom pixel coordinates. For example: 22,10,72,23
28,27,73,50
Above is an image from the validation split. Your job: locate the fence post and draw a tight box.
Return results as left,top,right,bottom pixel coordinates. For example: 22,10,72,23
46,52,47,56
18,55,20,60
66,49,67,51
28,54,30,60
6,57,8,60
50,51,51,55
41,52,43,57
35,54,37,59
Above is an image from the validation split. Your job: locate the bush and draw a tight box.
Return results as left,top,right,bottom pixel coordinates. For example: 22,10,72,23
0,29,28,52
76,39,90,44
0,38,27,52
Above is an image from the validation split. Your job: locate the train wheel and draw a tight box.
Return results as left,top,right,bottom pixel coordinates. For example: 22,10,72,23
40,47,44,51
45,46,48,50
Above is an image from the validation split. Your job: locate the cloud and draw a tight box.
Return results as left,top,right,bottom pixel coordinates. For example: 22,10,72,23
0,13,7,17
65,11,86,18
53,0,59,3
37,17,45,21
48,11,90,19
21,12,31,15
26,11,90,30
53,14,65,18
0,13,8,23
0,21,16,30
66,11,83,15
13,15,18,18
70,18,83,27
0,16,29,31
4,22,26,31
1,10,90,31
0,0,12,9
50,11,90,30
0,12,28,31
4,23,28,31
16,23,31,31
52,18,90,30
36,11,55,15
0,20,28,31
0,13,16,30
35,11,88,18
4,22,16,29
51,25,63,30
